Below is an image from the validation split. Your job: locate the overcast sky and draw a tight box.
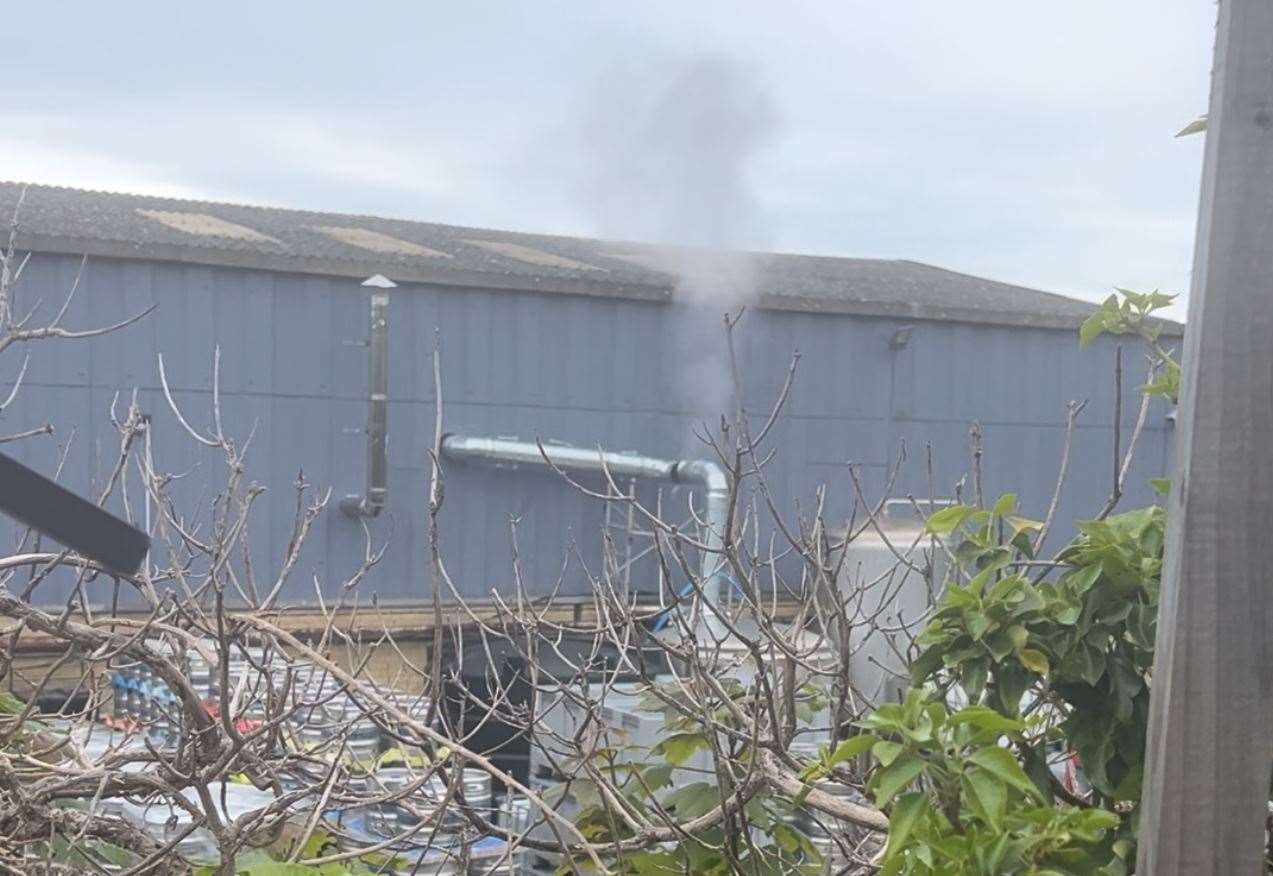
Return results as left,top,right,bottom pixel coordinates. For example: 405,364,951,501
4,2,1213,318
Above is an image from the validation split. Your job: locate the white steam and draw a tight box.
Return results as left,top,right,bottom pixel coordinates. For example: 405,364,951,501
577,55,779,430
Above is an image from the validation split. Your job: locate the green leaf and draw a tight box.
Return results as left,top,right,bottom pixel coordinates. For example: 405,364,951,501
882,792,927,861
1079,310,1110,347
1077,808,1122,832
374,746,430,769
966,612,991,641
977,546,1013,574
960,661,989,701
858,703,907,734
642,763,675,789
1005,515,1042,537
994,663,1033,716
1010,528,1037,558
1017,648,1050,674
948,706,1023,734
983,630,1016,663
664,782,719,818
1127,602,1156,650
991,493,1018,517
872,754,926,806
825,734,879,767
926,504,975,535
655,732,708,766
298,830,332,860
625,851,682,875
962,768,1007,830
872,740,905,767
1064,563,1104,596
1150,477,1171,496
1052,595,1083,626
910,644,946,684
1113,762,1145,802
234,859,319,876
1077,641,1108,685
967,746,1042,800
770,821,803,853
987,574,1025,603
1176,114,1207,137
967,567,995,597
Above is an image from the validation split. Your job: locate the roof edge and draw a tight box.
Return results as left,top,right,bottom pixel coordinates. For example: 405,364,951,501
14,232,673,304
766,291,1184,335
15,231,1184,335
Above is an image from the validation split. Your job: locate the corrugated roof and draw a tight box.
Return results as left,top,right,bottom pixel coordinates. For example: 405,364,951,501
0,181,1170,332
135,208,283,244
309,225,450,258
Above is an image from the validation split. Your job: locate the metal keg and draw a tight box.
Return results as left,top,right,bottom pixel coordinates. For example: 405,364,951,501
366,803,403,839
498,793,530,833
222,646,268,713
366,767,412,838
114,681,135,720
458,769,493,824
345,716,382,765
794,779,872,870
375,767,443,830
294,722,332,754
401,769,493,831
495,794,531,874
326,772,372,828
132,802,219,865
187,650,213,702
470,857,516,875
381,690,434,750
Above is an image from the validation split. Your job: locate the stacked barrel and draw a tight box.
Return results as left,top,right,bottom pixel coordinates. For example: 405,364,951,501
104,640,532,872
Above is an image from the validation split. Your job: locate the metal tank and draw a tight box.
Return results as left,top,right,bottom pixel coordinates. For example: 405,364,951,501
834,499,950,704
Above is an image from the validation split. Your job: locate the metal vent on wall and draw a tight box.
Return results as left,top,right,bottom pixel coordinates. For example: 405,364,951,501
340,275,393,517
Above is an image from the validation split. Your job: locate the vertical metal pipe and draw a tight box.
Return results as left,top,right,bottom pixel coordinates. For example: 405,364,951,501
341,286,391,517
672,458,730,640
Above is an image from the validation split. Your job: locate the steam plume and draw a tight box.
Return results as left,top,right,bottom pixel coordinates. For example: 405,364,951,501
577,55,779,429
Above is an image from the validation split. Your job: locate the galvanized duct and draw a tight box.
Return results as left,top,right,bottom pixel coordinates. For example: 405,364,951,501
340,280,392,517
440,434,729,637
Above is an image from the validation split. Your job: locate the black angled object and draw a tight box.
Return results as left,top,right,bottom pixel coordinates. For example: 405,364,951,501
0,451,149,575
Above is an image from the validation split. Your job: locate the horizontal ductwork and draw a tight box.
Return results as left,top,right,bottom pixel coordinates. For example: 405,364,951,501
440,434,729,637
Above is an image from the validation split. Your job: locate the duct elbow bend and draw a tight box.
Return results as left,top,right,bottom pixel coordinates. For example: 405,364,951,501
674,459,731,551
673,459,728,496
340,491,385,518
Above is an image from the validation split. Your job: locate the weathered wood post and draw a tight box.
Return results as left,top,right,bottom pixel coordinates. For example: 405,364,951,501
1137,0,1273,872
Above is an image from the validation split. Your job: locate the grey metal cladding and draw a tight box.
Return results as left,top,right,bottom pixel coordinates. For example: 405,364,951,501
0,249,1171,607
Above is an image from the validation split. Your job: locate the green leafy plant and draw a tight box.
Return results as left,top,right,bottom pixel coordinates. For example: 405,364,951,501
1079,289,1180,402
845,691,1122,876
854,289,1179,874
866,499,1163,874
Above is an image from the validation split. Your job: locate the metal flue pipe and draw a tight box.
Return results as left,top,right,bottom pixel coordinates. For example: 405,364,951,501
440,434,729,638
341,278,393,518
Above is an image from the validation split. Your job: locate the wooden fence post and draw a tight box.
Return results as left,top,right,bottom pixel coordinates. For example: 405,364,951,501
1138,0,1273,872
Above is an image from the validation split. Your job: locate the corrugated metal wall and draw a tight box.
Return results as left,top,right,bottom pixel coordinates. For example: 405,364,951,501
0,252,1173,606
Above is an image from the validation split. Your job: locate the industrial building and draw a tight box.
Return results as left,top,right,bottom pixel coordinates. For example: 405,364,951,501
0,182,1176,610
